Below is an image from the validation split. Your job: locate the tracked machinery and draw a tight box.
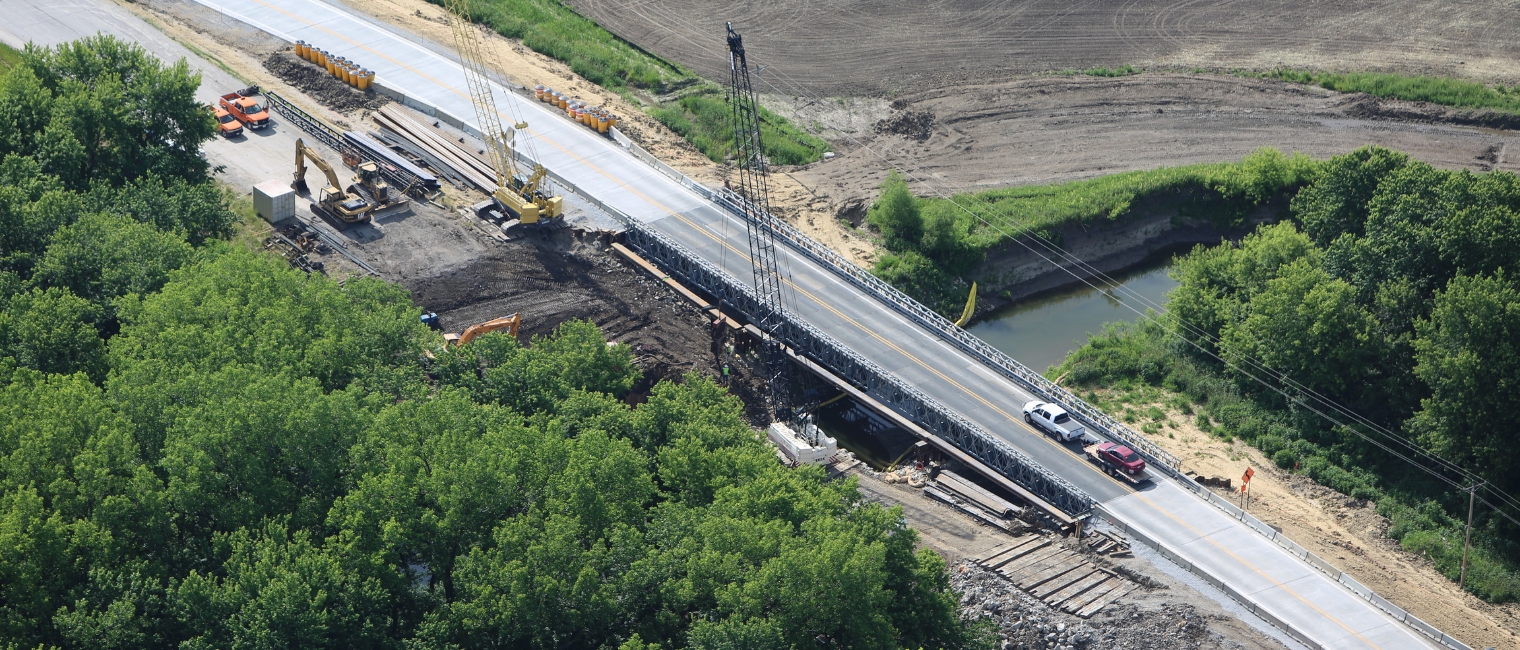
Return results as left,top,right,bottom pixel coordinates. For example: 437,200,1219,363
723,23,835,464
293,137,372,224
441,0,563,226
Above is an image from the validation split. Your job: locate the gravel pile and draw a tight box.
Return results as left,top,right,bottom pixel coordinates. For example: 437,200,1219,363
952,562,1226,650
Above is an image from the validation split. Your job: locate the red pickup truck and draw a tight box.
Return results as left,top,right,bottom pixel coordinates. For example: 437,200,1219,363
219,88,270,129
1084,441,1150,485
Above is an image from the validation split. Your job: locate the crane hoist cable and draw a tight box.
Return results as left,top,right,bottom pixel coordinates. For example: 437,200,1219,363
440,0,563,224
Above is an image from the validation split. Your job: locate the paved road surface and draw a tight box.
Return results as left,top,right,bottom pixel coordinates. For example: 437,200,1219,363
5,1,1443,647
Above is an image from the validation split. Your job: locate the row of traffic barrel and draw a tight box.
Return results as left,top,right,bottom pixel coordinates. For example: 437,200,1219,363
535,85,618,134
292,41,374,90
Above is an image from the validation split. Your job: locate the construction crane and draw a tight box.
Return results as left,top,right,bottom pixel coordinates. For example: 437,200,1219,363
441,0,563,224
293,138,372,224
725,23,823,446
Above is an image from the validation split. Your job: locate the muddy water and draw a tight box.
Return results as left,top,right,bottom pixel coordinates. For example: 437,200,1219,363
968,258,1179,374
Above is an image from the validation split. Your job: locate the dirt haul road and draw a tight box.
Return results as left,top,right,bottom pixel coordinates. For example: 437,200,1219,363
567,0,1520,97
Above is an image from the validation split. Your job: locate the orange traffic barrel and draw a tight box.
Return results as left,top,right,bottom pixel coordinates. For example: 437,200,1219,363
534,84,546,101
294,41,307,58
325,56,337,75
608,114,619,129
596,112,610,133
557,94,569,109
338,64,350,84
346,65,359,86
358,70,373,90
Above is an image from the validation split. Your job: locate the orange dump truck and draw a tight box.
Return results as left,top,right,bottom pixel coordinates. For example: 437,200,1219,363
219,87,270,130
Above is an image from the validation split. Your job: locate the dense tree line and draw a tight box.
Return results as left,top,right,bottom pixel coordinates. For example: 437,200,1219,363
0,37,979,648
1058,146,1520,601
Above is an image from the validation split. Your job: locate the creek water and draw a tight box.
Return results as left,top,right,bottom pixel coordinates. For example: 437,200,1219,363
816,255,1179,467
967,257,1179,374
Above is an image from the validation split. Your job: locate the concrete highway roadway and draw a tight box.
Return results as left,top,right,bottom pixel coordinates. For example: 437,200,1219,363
5,0,1443,646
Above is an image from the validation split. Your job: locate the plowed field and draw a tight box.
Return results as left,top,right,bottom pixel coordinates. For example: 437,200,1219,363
567,0,1520,96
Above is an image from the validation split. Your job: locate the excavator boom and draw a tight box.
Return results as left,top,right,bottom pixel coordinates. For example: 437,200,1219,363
443,314,521,347
293,138,346,196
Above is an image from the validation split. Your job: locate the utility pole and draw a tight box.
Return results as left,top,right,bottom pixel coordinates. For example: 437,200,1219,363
1460,481,1483,590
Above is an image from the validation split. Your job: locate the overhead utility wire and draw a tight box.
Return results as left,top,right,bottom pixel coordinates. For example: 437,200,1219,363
611,9,1520,524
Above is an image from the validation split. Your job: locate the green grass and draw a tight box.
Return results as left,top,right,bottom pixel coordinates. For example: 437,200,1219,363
867,148,1321,317
650,88,830,166
1084,65,1140,77
941,147,1320,248
463,0,827,163
1259,69,1520,115
0,42,23,72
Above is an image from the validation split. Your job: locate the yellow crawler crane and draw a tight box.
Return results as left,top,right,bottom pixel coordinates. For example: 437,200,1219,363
441,0,563,224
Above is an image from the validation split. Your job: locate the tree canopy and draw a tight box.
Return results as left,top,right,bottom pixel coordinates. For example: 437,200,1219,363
0,37,979,649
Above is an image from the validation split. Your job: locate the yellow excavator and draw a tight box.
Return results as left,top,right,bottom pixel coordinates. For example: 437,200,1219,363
293,138,372,224
443,314,521,348
442,0,562,225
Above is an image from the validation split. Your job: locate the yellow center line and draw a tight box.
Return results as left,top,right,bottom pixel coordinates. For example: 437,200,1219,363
247,0,1116,485
1128,491,1383,649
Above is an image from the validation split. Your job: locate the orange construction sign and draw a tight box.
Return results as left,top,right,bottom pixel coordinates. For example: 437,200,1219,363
1240,467,1255,492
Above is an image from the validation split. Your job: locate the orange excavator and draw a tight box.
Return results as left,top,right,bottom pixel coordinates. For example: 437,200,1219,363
444,314,521,348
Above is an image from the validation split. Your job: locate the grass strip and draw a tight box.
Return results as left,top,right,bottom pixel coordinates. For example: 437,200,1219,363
462,0,828,163
0,42,23,72
1256,69,1520,115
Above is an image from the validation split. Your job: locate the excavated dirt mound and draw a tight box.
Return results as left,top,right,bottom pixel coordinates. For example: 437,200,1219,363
262,52,389,114
873,110,934,141
387,221,771,421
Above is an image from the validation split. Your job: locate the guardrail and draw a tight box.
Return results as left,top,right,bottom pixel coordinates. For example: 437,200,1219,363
605,123,1181,473
1150,475,1471,650
544,161,1096,515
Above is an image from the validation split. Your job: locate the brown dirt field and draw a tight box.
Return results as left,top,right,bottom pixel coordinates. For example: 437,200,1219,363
785,73,1520,220
566,0,1520,97
1097,387,1520,650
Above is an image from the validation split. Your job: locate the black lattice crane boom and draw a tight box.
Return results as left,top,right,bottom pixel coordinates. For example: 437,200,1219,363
725,22,809,433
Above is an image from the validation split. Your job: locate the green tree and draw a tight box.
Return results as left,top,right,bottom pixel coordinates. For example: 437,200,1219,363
4,36,216,187
172,521,396,650
1410,272,1520,486
867,171,923,250
1291,146,1410,246
1168,221,1319,354
1221,259,1380,400
32,212,193,312
0,287,105,379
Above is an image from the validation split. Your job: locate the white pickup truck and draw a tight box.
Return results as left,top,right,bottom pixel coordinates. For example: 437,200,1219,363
1022,401,1086,442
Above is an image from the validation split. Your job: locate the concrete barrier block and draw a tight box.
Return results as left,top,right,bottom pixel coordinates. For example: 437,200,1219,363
1406,614,1440,639
1440,633,1471,650
1368,593,1406,622
1305,553,1342,580
1338,574,1372,600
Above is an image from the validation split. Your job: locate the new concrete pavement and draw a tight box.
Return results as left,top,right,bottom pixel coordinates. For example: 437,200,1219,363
4,1,1445,647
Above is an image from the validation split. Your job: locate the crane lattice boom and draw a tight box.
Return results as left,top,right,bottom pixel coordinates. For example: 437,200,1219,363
442,0,562,223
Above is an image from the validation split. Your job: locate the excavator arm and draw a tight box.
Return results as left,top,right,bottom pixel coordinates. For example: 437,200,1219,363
292,137,346,196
